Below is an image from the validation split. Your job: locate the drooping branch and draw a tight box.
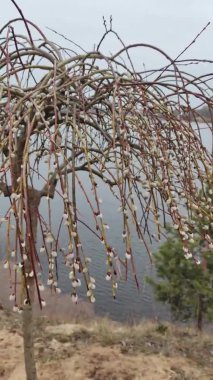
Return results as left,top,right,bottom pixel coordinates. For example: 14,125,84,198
0,16,212,309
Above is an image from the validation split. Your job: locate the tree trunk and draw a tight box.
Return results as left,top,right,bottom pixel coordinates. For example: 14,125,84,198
23,279,37,380
197,294,203,331
22,189,41,380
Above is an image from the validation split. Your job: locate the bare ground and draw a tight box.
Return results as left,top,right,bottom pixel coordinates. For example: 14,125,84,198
0,309,212,380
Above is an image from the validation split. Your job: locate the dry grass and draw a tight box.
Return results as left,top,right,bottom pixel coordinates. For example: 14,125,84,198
0,309,212,380
90,319,213,365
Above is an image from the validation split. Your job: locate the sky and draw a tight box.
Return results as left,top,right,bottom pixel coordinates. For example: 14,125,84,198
1,0,213,74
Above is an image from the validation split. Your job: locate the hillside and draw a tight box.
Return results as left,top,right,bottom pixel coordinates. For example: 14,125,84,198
0,308,212,380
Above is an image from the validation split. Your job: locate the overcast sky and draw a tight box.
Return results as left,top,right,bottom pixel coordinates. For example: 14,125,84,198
2,0,213,73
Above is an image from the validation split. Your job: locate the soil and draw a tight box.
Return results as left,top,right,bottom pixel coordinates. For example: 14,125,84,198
0,265,212,379
0,309,212,380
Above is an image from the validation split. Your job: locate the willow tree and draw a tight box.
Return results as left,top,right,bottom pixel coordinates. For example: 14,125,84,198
0,8,213,380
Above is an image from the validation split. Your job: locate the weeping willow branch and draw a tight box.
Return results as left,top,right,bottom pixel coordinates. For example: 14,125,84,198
0,16,213,309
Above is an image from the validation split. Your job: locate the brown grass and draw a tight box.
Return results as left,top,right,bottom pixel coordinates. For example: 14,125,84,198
0,309,212,380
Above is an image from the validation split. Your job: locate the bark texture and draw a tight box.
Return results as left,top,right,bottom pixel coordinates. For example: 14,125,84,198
23,290,37,380
22,189,41,380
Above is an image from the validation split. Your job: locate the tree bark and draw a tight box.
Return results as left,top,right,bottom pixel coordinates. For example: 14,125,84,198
22,189,41,380
23,280,37,380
